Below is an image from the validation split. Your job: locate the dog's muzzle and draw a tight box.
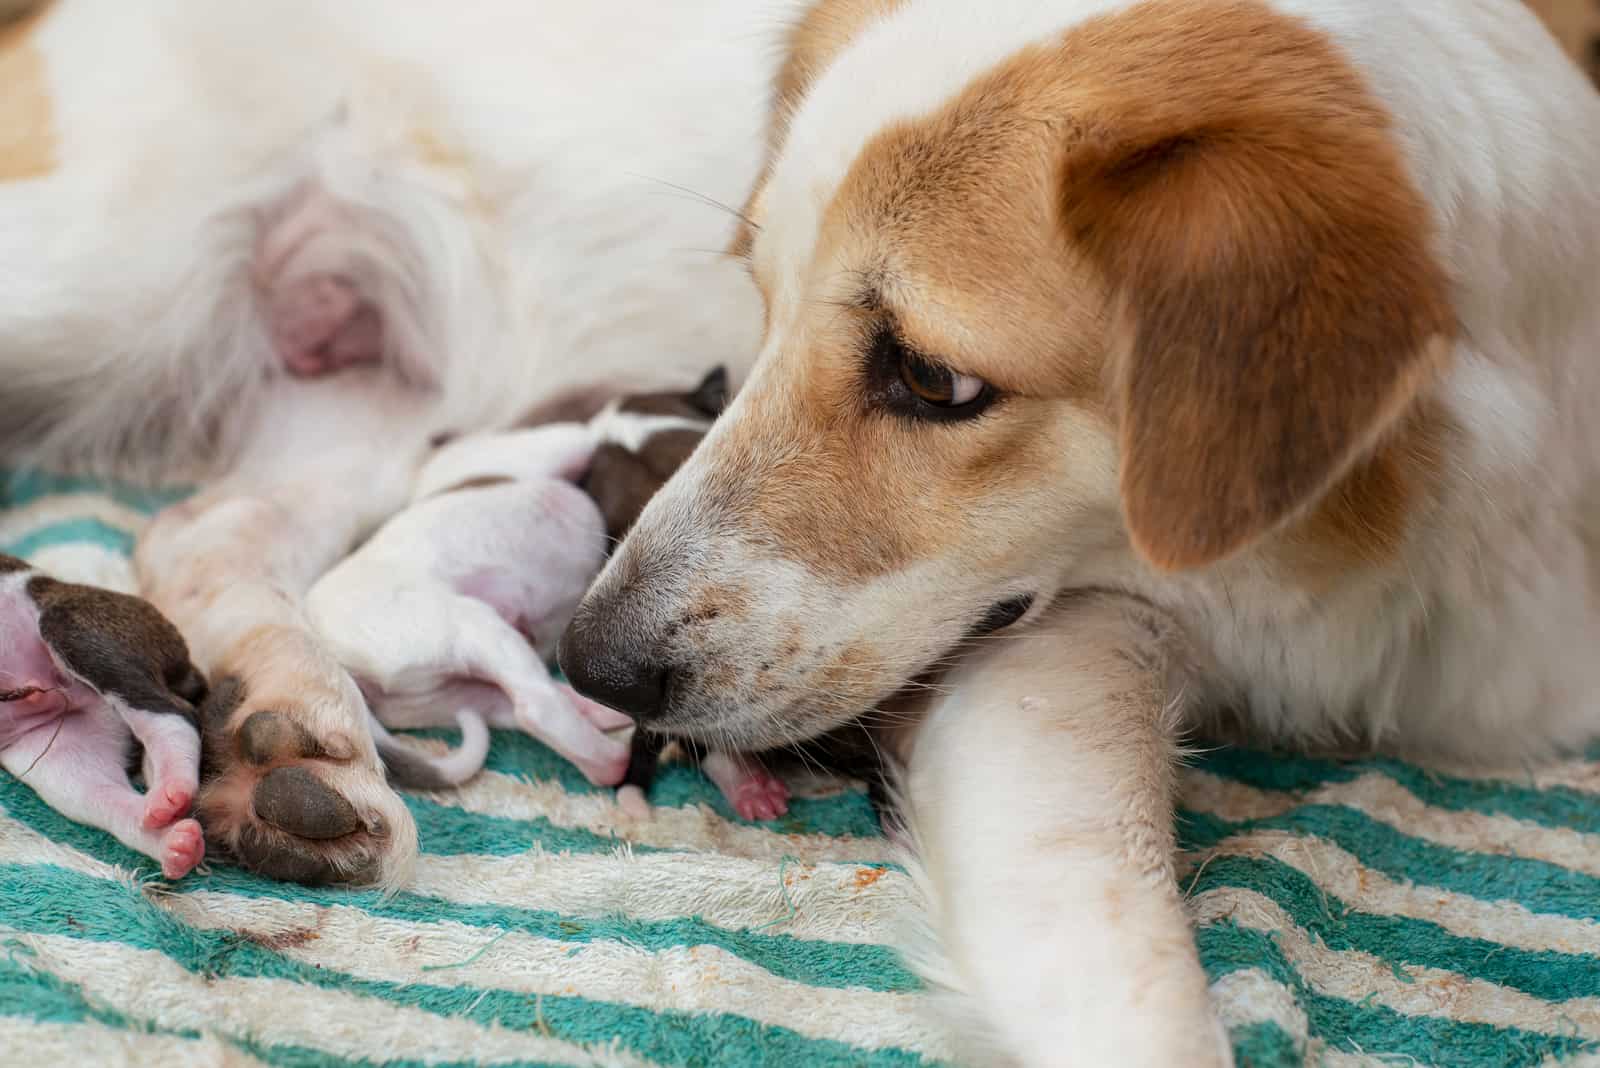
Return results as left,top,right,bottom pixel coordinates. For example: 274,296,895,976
557,594,675,724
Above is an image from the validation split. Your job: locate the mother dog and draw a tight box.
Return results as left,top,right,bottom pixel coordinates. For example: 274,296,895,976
3,0,1598,1063
560,0,1600,1063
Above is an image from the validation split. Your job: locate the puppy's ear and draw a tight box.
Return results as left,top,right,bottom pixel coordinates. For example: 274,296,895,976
690,366,730,418
581,445,669,547
1058,16,1454,571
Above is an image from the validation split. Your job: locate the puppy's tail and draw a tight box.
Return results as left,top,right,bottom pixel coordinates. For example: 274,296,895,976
372,709,491,790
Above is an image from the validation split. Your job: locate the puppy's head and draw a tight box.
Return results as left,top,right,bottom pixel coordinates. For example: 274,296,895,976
580,366,728,545
561,0,1454,748
27,574,209,713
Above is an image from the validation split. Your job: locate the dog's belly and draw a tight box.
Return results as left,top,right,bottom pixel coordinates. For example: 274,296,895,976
0,0,771,473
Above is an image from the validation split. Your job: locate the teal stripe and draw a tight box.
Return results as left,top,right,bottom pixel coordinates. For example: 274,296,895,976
405,791,669,858
1189,852,1600,1006
1179,802,1600,923
425,727,883,838
1196,745,1600,836
0,952,586,1068
0,864,941,1068
1228,1021,1303,1068
0,468,191,515
3,518,134,559
1199,921,1596,1066
0,778,917,993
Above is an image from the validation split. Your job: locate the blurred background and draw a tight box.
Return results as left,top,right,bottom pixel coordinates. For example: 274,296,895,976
1527,0,1599,84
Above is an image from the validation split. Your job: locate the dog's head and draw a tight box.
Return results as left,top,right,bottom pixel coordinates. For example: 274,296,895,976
560,0,1455,748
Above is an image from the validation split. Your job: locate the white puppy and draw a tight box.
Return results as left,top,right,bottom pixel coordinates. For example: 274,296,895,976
307,421,632,787
307,369,778,796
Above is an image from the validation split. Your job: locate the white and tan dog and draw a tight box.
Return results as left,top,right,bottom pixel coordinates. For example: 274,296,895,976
559,0,1600,1063
5,0,1599,1059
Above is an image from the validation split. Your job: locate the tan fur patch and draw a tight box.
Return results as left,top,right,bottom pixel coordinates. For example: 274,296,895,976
1278,407,1451,580
721,0,1450,584
0,0,56,181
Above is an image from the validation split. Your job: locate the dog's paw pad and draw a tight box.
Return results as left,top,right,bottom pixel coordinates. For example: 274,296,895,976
160,819,205,879
238,708,353,765
196,673,415,888
253,765,364,839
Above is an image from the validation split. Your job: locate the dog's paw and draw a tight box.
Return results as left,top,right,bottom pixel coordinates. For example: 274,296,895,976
159,818,206,879
195,648,417,889
730,772,790,822
701,751,791,822
142,779,195,830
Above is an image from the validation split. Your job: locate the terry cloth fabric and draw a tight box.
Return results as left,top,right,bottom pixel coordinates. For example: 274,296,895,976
3,470,1600,1067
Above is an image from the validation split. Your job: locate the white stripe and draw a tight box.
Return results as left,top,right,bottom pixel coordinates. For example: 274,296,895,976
160,889,950,1060
20,543,138,591
413,761,889,865
1177,823,1600,960
1194,886,1600,1039
1184,767,1600,880
406,848,911,945
1,927,658,1068
0,1016,267,1068
0,494,148,544
1426,754,1600,799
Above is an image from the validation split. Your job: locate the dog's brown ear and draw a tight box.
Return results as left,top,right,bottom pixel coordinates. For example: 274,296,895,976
1057,9,1455,572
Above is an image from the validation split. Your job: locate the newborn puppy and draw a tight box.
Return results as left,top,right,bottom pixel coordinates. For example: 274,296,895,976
307,421,631,787
569,370,792,821
0,553,207,877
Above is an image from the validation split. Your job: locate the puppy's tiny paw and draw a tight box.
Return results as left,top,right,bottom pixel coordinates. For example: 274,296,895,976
616,784,652,819
143,780,195,829
733,775,791,822
580,743,632,789
160,819,205,879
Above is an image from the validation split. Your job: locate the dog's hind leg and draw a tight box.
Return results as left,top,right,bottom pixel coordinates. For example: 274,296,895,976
898,596,1230,1068
135,375,437,890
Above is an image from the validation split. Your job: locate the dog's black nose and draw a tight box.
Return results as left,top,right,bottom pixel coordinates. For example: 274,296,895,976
557,620,671,723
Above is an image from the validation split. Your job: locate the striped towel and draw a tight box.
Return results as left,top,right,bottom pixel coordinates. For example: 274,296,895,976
3,472,1599,1067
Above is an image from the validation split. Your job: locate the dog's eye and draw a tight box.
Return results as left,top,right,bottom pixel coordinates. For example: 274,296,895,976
871,328,996,422
898,351,984,407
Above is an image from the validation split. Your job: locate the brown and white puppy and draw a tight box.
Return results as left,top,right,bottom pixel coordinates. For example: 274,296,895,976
0,552,207,877
577,368,792,822
561,0,1600,1062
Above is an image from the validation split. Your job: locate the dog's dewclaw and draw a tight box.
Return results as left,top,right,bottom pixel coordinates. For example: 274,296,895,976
252,765,362,839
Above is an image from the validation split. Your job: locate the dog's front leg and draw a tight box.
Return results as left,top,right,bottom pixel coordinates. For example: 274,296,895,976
135,375,437,889
904,596,1228,1068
